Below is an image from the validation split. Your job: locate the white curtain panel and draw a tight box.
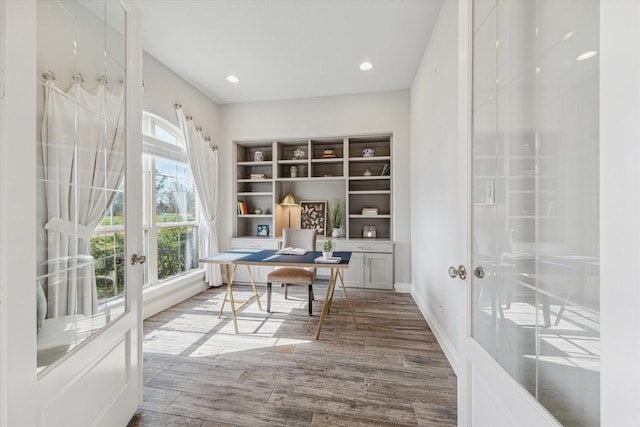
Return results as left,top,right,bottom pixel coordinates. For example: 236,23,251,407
177,108,222,286
42,80,125,317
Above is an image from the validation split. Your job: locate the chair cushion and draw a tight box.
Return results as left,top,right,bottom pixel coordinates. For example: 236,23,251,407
267,267,316,284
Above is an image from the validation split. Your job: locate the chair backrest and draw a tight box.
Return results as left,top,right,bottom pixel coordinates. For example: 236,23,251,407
283,228,316,251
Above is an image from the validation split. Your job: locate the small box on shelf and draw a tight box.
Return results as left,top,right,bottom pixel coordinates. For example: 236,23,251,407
363,225,377,238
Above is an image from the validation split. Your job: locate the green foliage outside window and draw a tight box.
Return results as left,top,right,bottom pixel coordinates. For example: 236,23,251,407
90,232,125,300
157,227,185,279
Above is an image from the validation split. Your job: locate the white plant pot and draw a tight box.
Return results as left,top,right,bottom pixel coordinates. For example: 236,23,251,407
331,228,343,238
322,251,333,259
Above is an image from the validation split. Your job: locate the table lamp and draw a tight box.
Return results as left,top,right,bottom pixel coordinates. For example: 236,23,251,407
280,193,298,228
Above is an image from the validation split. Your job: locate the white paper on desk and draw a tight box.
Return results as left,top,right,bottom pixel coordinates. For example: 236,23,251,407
314,256,341,263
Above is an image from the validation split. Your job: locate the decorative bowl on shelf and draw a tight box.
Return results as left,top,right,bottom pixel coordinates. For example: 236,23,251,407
322,149,336,158
254,208,263,215
362,147,375,157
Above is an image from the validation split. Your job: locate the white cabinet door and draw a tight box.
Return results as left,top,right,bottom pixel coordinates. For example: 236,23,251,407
365,253,393,289
255,265,276,284
342,252,365,288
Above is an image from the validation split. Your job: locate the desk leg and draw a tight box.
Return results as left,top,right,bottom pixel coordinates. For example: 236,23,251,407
219,264,239,334
219,263,238,317
327,271,338,314
315,268,338,340
337,270,358,329
246,265,263,311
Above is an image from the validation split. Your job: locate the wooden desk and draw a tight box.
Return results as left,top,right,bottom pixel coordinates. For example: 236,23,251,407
200,249,356,339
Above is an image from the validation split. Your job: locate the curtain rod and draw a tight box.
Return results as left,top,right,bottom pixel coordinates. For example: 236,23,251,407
42,70,118,85
175,103,218,151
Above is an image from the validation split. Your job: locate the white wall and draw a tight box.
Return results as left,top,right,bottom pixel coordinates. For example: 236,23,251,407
218,91,412,285
409,0,459,365
139,53,221,312
143,52,220,135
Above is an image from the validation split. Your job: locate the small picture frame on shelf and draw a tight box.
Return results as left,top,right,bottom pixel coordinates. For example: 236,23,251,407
363,225,377,238
300,200,327,236
381,163,390,176
257,224,269,237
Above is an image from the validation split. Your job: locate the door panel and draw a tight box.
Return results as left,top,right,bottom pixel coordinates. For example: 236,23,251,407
469,1,600,426
34,0,142,425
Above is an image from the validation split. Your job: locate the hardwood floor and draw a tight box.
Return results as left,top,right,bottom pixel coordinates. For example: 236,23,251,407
128,284,457,426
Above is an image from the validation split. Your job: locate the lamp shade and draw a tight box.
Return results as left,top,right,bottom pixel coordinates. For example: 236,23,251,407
280,194,298,206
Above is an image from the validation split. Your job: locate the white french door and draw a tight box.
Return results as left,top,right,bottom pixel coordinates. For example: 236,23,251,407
1,1,143,426
457,1,640,426
35,1,143,425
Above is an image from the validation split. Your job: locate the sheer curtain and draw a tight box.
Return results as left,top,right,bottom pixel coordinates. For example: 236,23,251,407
42,79,125,317
177,107,221,286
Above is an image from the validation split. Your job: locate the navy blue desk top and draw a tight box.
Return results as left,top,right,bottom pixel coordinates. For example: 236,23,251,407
230,249,351,267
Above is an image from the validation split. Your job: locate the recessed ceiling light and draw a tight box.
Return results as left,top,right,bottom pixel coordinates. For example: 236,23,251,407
359,62,373,71
226,75,239,83
577,51,597,61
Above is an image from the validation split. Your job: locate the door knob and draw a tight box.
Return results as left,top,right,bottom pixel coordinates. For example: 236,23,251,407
448,265,467,280
474,266,485,279
131,254,146,265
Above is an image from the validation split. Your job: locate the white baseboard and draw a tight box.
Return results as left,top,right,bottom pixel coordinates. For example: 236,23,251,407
143,272,207,319
410,286,459,375
394,282,412,293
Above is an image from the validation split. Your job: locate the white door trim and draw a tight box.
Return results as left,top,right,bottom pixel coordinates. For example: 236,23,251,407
0,1,38,425
600,1,640,424
456,1,472,425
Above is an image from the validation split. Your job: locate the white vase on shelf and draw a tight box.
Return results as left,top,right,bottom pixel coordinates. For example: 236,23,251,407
331,228,343,238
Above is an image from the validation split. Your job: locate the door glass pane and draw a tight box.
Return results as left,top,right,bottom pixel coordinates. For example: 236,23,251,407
36,0,127,372
471,1,599,425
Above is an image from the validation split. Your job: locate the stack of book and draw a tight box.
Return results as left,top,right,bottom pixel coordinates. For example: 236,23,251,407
362,207,378,216
250,173,266,179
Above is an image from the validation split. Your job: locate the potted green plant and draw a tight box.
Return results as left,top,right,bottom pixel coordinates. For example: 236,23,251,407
330,200,344,237
322,239,333,259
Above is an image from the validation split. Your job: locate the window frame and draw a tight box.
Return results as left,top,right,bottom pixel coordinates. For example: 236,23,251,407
141,111,201,286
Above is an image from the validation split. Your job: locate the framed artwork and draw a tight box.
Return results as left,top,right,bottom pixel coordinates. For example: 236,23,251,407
257,224,269,236
300,201,327,236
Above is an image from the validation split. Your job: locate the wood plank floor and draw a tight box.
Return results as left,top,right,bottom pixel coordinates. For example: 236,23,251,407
128,284,457,426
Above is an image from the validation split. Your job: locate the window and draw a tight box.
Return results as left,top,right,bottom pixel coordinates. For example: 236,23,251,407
142,112,200,285
91,112,200,298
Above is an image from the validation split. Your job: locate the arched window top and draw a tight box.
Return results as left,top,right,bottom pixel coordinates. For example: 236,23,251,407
142,111,187,162
142,111,185,148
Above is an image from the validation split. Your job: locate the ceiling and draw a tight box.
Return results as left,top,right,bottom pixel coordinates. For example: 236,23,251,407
134,0,443,105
